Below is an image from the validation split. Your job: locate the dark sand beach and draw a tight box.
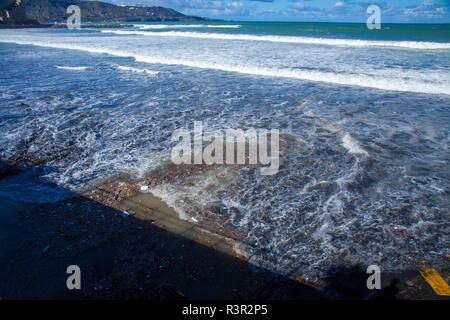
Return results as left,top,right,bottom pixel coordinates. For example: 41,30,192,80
0,161,323,299
0,160,446,300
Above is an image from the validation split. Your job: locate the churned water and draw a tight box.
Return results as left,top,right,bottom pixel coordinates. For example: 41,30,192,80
0,22,449,278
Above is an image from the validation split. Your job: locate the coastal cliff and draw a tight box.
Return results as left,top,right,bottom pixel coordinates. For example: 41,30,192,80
0,0,39,26
0,0,208,26
23,0,207,23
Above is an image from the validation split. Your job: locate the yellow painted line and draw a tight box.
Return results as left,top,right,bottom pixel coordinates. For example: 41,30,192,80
420,268,450,296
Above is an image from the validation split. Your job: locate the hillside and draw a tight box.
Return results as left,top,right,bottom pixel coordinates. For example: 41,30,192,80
23,0,207,23
0,0,39,26
0,0,208,25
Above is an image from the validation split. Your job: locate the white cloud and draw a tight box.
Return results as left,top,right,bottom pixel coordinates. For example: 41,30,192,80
104,0,450,22
291,2,309,10
333,1,345,8
403,0,448,18
107,0,252,17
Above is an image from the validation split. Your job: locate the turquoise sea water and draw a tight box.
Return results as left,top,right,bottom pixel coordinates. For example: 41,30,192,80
127,21,450,41
0,22,449,279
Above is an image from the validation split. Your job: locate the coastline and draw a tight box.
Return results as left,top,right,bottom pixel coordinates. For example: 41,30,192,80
0,23,132,29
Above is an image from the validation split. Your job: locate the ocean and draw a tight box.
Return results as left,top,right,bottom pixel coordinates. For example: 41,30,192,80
0,22,449,279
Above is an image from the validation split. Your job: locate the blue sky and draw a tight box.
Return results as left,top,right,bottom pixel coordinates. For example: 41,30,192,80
107,0,450,22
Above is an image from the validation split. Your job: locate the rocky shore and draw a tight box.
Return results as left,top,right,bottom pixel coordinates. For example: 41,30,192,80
0,0,39,27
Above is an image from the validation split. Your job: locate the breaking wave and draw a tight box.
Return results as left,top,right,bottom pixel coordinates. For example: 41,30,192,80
133,24,241,29
115,65,161,75
101,30,450,50
56,66,90,71
3,40,449,95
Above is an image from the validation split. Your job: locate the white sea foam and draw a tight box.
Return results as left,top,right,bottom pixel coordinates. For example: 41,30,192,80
132,54,450,95
1,27,449,281
115,65,161,75
146,167,238,221
101,30,450,50
232,242,251,258
149,185,190,221
341,133,369,156
134,24,241,29
3,40,450,95
56,66,90,71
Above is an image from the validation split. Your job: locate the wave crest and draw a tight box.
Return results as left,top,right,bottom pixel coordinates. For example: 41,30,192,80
101,30,450,50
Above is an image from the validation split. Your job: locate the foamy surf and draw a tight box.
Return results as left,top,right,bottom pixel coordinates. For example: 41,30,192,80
341,133,369,156
101,30,450,50
1,22,449,284
148,184,190,221
56,66,90,71
115,65,161,75
134,24,241,29
133,54,450,95
3,40,449,95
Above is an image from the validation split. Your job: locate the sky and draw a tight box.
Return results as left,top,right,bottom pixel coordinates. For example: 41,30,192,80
106,0,450,22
